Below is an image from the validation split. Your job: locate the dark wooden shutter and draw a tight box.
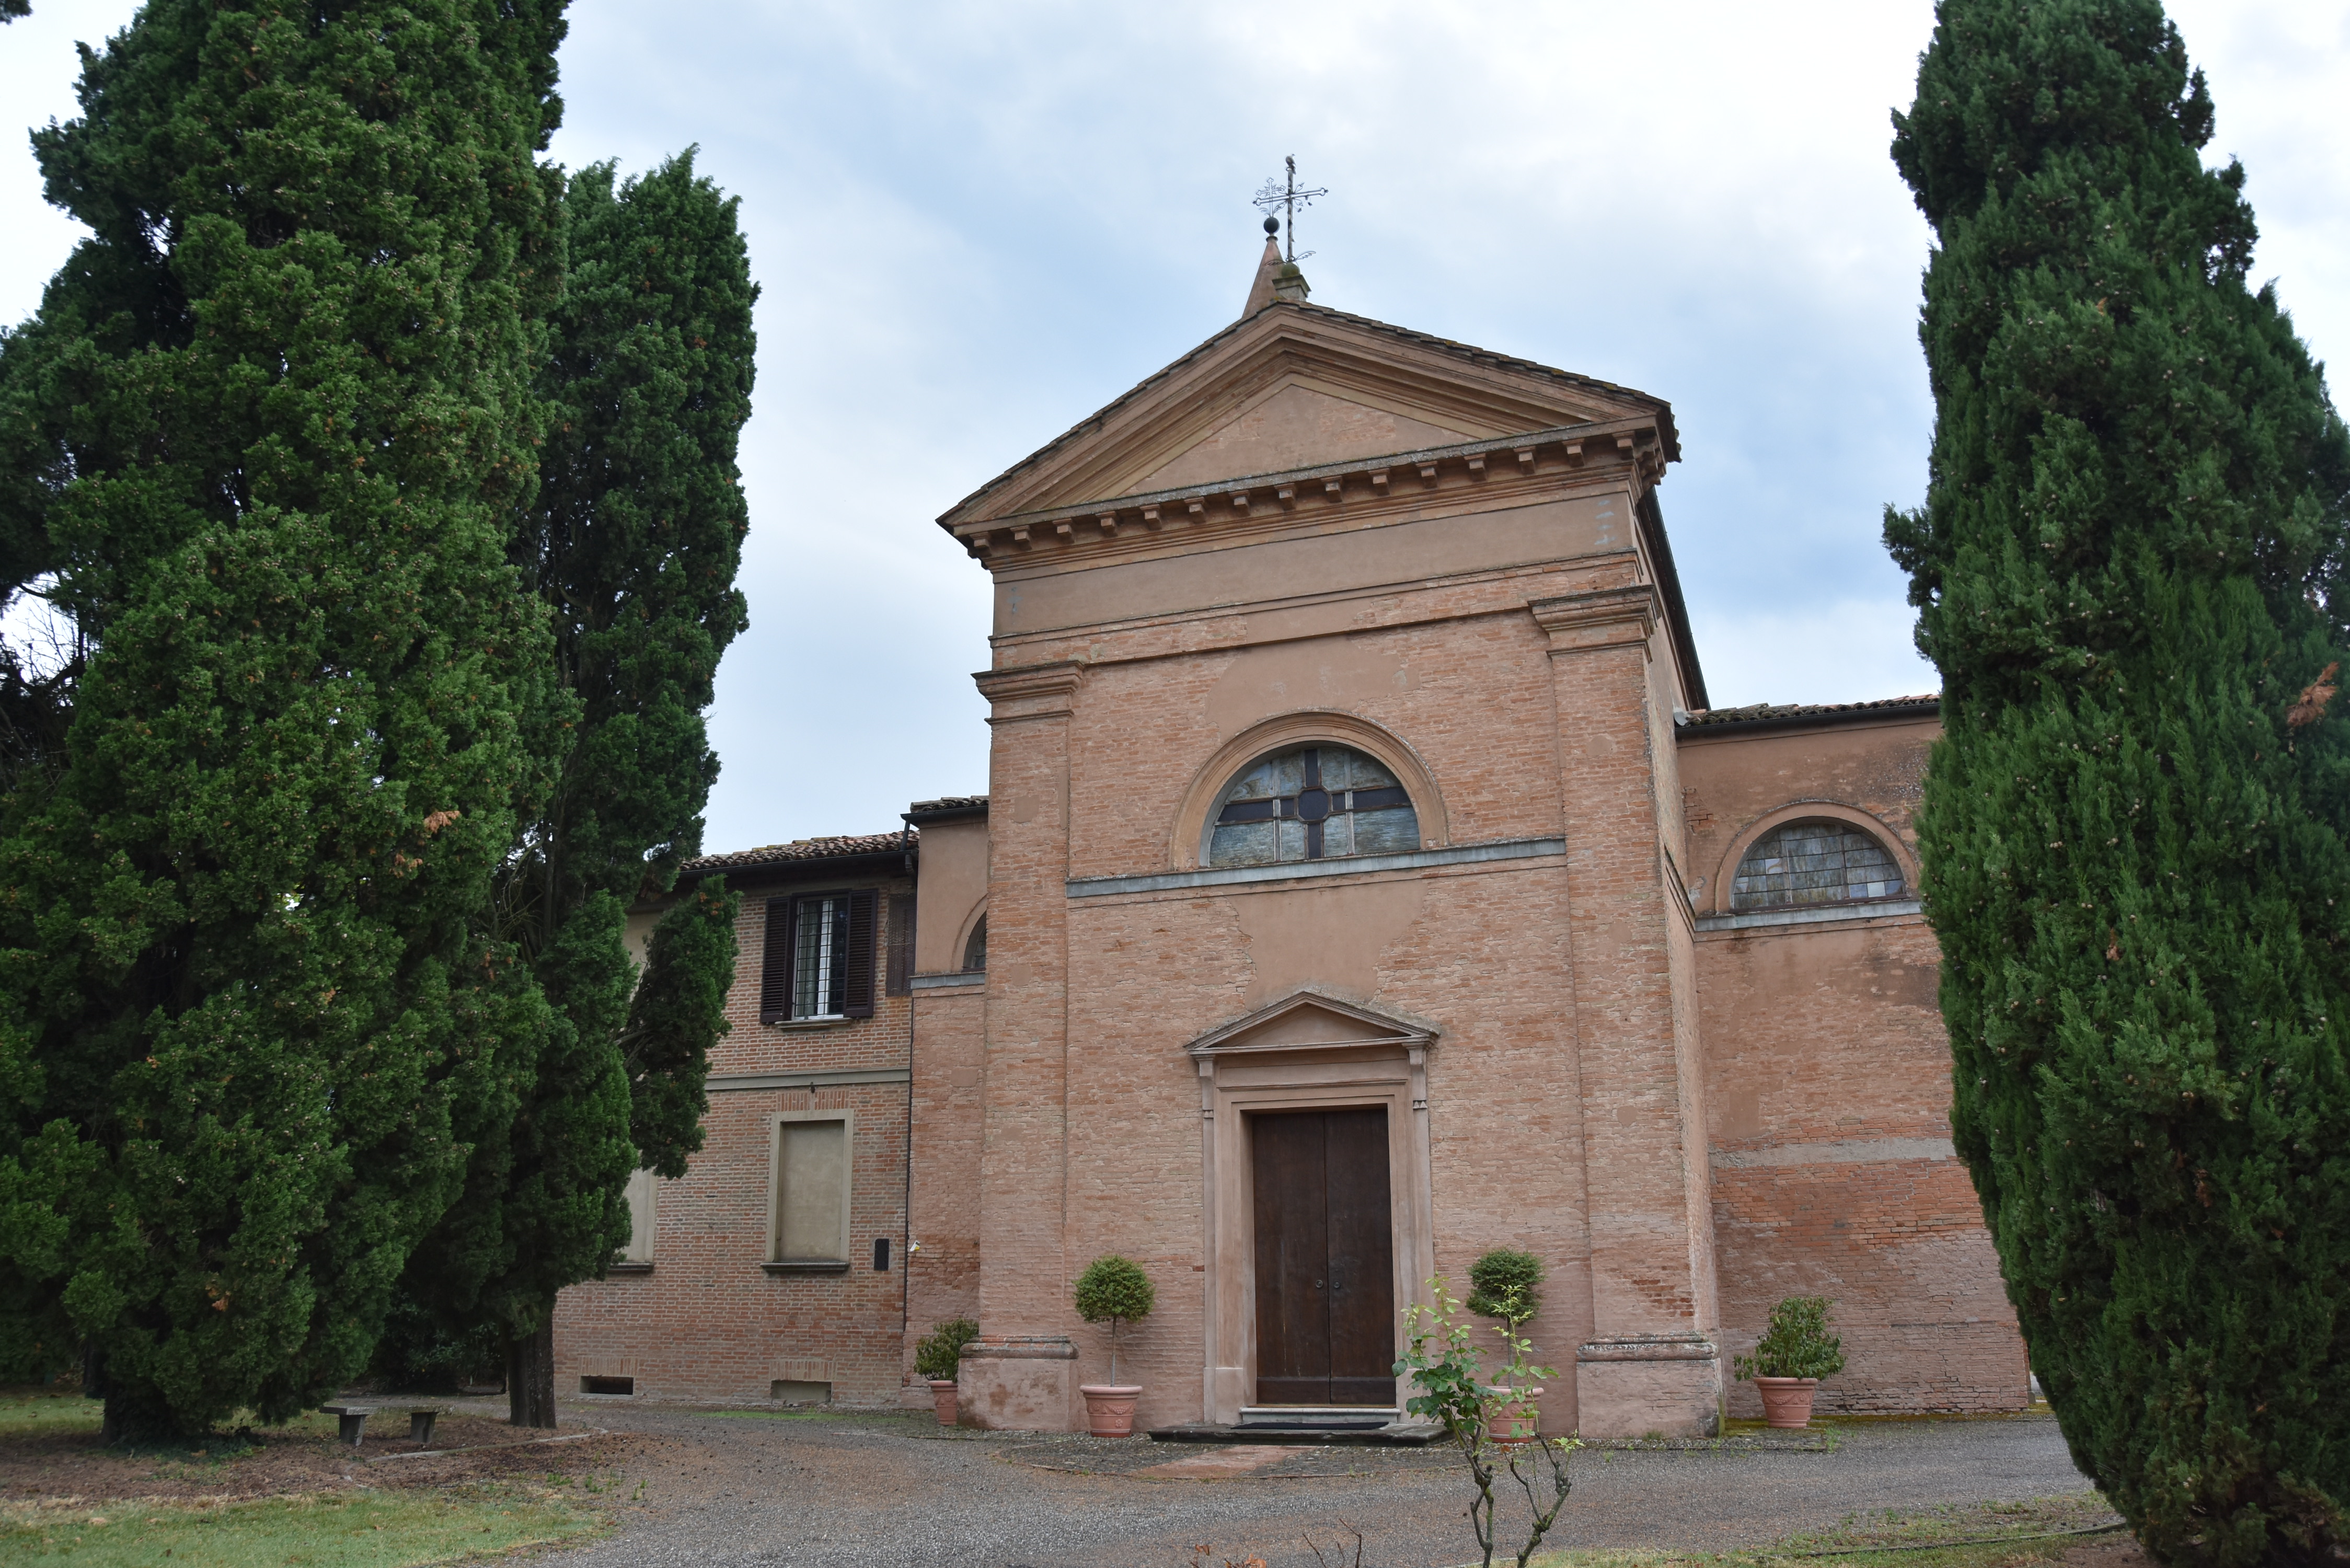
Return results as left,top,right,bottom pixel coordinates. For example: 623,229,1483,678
759,896,798,1023
884,893,914,997
843,888,879,1018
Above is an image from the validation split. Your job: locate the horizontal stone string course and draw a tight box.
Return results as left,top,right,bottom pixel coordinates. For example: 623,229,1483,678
1065,837,1566,898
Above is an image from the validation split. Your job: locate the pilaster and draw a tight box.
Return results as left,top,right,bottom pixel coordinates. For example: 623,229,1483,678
962,660,1084,1429
1531,564,1723,1437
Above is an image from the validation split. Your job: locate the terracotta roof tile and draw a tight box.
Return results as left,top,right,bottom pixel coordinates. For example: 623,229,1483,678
1681,695,1940,731
905,794,988,814
682,832,909,874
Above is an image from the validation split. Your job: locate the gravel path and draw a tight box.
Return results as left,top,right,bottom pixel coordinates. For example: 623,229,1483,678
531,1402,2095,1568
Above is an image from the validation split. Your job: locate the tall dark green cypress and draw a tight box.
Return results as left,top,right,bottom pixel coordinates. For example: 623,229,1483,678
1886,3,2350,1560
0,0,567,1436
401,152,751,1428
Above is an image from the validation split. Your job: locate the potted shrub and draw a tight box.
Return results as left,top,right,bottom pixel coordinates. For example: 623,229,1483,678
914,1317,978,1425
1467,1250,1546,1444
1734,1295,1845,1428
1073,1254,1155,1437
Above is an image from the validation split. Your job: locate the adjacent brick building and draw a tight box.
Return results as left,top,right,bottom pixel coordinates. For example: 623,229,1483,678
552,242,2025,1436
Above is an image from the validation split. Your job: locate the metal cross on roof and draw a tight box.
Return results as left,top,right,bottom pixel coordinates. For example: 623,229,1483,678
1252,155,1327,264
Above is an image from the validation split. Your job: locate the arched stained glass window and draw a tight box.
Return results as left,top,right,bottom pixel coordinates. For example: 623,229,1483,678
1207,745,1420,868
1730,820,1904,911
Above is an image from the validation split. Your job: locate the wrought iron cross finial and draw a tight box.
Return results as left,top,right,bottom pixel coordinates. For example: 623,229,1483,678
1252,155,1327,265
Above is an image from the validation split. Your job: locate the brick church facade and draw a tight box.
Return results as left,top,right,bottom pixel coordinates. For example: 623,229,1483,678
552,244,2027,1436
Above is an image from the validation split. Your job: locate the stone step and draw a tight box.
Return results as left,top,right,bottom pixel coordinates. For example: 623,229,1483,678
1235,1404,1402,1429
1146,1420,1442,1447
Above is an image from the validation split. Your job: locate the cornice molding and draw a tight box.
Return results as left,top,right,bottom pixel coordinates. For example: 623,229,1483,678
973,659,1085,719
951,418,1666,571
1527,582,1661,653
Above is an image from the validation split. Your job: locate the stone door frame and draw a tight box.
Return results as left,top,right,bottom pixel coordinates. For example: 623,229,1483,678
1188,991,1437,1425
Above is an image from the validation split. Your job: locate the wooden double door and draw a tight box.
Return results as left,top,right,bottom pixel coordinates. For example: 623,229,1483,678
1251,1108,1398,1405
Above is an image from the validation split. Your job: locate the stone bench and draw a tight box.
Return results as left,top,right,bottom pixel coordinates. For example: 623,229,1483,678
318,1404,451,1446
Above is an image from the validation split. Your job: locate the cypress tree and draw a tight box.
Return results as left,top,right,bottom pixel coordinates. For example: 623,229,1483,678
0,0,567,1436
401,152,751,1428
1886,3,2350,1560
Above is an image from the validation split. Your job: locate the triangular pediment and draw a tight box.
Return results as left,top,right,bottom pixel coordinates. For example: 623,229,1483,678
939,301,1675,528
1187,988,1437,1058
1121,381,1478,495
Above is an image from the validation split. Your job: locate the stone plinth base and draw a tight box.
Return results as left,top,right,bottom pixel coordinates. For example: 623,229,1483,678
958,1336,1076,1430
1575,1335,1722,1438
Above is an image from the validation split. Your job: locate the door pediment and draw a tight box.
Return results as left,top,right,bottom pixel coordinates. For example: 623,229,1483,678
1187,989,1436,1060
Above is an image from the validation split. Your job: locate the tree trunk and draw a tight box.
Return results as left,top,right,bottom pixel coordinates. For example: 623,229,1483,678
507,1317,558,1429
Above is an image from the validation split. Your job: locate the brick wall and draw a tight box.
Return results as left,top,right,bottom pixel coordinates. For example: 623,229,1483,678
904,984,985,1383
1682,716,2028,1415
554,869,917,1407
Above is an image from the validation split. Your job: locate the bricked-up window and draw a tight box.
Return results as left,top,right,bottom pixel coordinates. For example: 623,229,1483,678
1731,820,1905,911
759,890,878,1023
771,1115,851,1266
884,893,913,997
618,1167,656,1265
1208,745,1419,868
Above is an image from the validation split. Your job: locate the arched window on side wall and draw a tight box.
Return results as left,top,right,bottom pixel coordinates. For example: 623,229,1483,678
961,916,986,973
1731,820,1905,911
1207,745,1419,869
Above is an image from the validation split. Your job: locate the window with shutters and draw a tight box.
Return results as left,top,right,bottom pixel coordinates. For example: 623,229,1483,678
1207,745,1420,868
1730,820,1905,910
759,889,878,1023
767,1112,852,1272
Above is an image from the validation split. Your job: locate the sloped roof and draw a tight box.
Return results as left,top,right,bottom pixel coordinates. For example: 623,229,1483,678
905,794,987,815
936,297,1676,529
682,832,910,874
1680,695,1940,734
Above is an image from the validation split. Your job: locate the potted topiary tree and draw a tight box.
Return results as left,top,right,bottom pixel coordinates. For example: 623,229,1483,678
1734,1296,1845,1428
1073,1254,1155,1437
913,1317,978,1425
1467,1249,1546,1443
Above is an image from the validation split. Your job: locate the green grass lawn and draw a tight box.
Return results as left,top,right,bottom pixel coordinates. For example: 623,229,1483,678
0,1486,603,1566
1528,1496,2128,1568
0,1388,365,1463
0,1390,103,1438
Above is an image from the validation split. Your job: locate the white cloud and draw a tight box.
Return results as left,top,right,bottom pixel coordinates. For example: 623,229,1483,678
3,0,2344,849
1691,598,1938,714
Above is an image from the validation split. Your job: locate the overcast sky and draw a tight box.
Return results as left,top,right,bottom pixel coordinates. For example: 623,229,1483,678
5,2,2347,855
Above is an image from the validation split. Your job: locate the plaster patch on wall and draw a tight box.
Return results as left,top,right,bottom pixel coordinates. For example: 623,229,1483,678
1712,1138,1957,1169
1862,951,1941,1010
1230,879,1427,1007
1202,638,1409,742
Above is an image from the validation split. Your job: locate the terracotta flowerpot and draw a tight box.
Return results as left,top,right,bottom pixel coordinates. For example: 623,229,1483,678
1754,1376,1819,1429
928,1378,958,1426
1484,1386,1543,1445
1079,1383,1143,1437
